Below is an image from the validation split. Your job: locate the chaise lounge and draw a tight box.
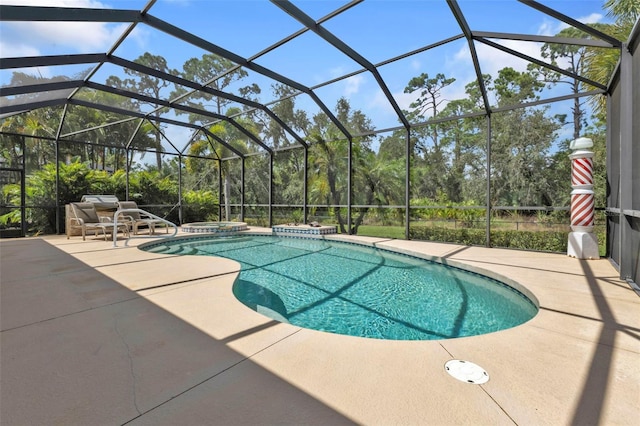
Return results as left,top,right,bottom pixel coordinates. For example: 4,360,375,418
116,201,169,235
67,202,129,241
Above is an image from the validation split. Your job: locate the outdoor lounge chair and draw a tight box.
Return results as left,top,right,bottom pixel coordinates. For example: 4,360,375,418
117,201,169,235
67,202,129,241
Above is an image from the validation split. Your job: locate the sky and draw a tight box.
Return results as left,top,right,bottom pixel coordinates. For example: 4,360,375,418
0,0,617,150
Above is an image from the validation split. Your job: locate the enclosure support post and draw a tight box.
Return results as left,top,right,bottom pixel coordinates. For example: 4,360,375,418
218,159,222,222
55,142,60,235
54,104,67,235
240,157,245,222
178,154,183,225
405,128,411,240
20,136,26,238
347,136,352,234
485,115,491,248
269,153,274,228
303,147,308,224
619,43,633,278
125,149,130,201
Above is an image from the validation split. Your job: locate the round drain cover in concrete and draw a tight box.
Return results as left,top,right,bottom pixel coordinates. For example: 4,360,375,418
444,360,489,384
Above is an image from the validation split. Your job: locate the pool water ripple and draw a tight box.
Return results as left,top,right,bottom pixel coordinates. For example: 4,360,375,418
143,235,538,340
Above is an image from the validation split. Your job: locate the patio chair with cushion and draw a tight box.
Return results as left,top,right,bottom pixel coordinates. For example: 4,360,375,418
117,201,169,235
67,202,129,241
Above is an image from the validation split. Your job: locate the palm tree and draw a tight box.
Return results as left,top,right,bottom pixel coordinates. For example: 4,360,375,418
583,0,639,116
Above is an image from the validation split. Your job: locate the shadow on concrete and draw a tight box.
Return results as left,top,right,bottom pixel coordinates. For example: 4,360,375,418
0,238,356,425
570,260,635,425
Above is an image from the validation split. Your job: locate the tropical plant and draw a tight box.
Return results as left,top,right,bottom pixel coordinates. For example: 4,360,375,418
583,0,640,116
182,190,218,222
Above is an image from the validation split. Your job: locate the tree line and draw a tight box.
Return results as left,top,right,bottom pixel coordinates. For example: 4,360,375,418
1,1,635,242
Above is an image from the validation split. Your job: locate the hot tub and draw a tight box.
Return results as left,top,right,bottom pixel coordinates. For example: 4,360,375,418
181,222,248,234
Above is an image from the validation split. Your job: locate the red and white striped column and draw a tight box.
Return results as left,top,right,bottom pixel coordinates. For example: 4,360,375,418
570,148,594,232
568,137,599,259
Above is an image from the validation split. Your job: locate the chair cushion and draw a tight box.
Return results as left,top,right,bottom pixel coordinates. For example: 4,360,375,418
71,202,100,223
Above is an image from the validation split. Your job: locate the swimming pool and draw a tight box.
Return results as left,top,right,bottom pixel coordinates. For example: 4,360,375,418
142,235,538,340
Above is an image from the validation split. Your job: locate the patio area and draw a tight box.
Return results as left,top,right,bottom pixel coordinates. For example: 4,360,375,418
1,229,638,425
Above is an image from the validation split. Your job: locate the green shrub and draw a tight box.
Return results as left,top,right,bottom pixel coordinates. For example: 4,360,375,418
410,225,569,252
182,190,218,222
490,230,567,252
410,197,484,226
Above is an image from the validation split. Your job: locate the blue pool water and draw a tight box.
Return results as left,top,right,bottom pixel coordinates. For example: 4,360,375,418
142,235,538,340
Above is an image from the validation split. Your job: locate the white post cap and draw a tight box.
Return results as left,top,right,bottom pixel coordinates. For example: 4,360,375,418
570,137,593,150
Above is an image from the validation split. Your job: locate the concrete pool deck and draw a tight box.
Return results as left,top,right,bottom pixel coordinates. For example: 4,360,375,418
1,228,638,425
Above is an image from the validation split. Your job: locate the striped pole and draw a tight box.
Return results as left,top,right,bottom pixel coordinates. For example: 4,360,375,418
569,148,595,233
567,137,598,259
570,188,594,230
571,156,593,186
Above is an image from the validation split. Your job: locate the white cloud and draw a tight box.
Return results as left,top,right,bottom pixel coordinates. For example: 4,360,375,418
0,0,128,57
537,20,557,37
7,21,128,52
0,41,40,59
578,13,604,24
313,67,365,98
127,25,151,50
538,13,604,36
343,74,363,97
450,39,544,79
477,39,544,75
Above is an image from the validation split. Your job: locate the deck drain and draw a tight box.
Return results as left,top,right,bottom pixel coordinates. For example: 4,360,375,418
444,360,489,384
